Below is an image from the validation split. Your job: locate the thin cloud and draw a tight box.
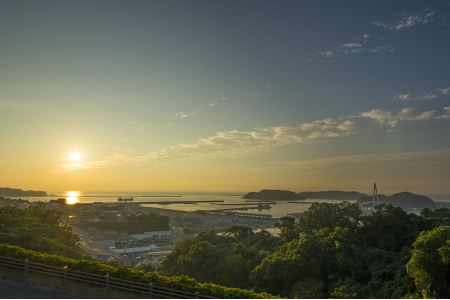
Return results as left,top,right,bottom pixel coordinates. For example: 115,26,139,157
436,106,450,119
174,111,195,119
208,96,228,109
361,107,439,127
392,93,412,101
341,42,362,48
391,86,450,101
319,51,335,58
373,9,437,31
438,87,450,95
62,106,450,171
319,33,395,59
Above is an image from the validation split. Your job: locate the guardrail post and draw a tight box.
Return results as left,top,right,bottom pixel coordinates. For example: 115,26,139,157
104,274,110,291
147,282,153,298
24,259,29,275
63,266,68,283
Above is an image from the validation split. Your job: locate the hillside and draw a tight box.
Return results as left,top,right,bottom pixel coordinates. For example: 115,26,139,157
243,189,305,201
0,187,47,197
358,192,435,208
298,190,367,200
0,244,273,299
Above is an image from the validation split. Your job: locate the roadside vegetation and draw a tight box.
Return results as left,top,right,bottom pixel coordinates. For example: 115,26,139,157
0,244,273,298
0,204,80,257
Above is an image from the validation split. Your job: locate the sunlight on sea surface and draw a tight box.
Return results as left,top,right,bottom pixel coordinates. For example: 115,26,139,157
65,191,80,205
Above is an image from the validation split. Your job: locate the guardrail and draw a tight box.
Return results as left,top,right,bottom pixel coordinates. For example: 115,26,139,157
0,256,213,298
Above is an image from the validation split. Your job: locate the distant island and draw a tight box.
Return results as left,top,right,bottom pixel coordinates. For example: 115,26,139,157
243,189,306,201
298,190,367,200
358,192,435,209
242,189,434,209
243,189,367,201
0,187,48,197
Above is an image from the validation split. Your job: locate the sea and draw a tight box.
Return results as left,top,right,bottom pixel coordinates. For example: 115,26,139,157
11,192,450,219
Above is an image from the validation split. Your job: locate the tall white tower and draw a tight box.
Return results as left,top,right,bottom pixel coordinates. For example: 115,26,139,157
372,183,380,207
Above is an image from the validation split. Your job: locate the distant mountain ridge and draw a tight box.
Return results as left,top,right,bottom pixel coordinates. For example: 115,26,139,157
0,187,47,197
358,192,435,208
243,189,367,201
299,190,367,200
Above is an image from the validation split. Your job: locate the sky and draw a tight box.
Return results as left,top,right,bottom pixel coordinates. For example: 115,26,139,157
1,0,450,194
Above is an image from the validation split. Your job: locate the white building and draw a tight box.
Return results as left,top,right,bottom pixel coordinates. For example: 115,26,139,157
130,230,171,241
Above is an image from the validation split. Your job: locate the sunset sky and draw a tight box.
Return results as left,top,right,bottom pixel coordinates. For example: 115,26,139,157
1,0,450,194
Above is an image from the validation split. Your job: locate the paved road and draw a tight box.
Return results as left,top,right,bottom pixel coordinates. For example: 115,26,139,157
0,279,87,299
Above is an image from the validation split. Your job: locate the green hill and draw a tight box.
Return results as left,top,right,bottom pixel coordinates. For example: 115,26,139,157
0,187,47,197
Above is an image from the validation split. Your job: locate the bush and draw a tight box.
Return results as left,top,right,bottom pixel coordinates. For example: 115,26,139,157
0,243,275,299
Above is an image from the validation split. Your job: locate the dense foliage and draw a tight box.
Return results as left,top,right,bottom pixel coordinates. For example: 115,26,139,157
0,243,274,298
0,204,80,257
160,203,450,298
406,226,450,298
160,226,280,288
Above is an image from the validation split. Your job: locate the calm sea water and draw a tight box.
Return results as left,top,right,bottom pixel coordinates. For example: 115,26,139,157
13,192,450,218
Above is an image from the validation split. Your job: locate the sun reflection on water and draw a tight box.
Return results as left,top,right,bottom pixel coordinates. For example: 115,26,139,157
65,191,80,205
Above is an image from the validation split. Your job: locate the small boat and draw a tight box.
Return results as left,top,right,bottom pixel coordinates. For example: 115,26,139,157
117,197,134,203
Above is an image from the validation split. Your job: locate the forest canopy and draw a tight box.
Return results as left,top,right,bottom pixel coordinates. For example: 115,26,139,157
160,203,450,298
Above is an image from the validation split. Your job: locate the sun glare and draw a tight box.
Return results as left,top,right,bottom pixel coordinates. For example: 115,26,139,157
65,191,80,205
69,151,82,162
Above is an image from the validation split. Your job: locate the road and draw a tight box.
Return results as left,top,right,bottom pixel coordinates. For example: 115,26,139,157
71,227,119,260
0,279,88,298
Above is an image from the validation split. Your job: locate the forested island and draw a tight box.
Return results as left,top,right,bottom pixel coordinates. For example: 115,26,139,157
243,189,367,201
0,187,48,197
298,190,367,200
358,192,435,208
243,189,436,210
243,189,305,200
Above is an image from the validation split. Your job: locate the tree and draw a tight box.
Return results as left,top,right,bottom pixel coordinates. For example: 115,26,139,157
421,208,450,228
361,204,428,251
297,202,362,234
275,217,300,242
252,227,356,298
406,226,450,298
159,229,278,288
0,205,80,257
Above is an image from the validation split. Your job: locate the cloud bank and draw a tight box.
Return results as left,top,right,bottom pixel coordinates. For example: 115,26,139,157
62,105,450,171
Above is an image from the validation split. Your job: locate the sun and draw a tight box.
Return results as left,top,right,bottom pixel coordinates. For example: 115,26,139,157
69,151,82,162
65,191,80,205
